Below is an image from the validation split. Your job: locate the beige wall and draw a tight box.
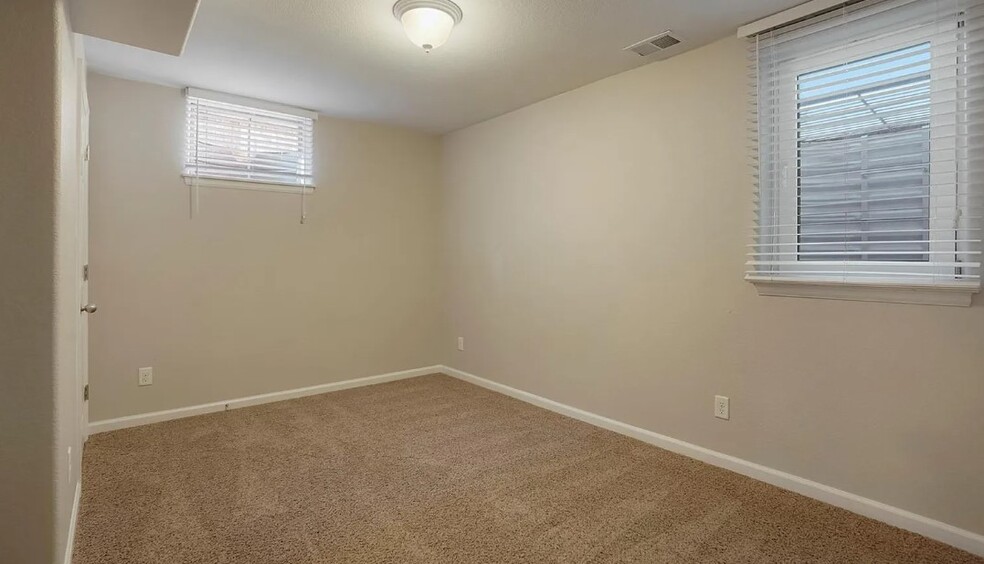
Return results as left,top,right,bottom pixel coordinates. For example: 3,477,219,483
0,1,59,561
86,74,444,422
0,0,83,562
441,37,984,536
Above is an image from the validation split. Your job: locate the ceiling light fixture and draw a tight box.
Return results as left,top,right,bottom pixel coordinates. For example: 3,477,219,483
393,0,463,53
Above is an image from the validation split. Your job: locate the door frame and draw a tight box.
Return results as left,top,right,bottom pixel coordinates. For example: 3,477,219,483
76,48,90,443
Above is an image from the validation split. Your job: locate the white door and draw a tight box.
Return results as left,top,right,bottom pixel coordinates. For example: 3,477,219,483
77,65,91,442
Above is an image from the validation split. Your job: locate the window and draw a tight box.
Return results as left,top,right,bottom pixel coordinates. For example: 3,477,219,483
184,89,316,188
798,44,932,263
746,0,983,305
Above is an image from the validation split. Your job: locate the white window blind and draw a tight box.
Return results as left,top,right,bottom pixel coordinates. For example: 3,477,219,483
184,89,316,187
747,0,983,296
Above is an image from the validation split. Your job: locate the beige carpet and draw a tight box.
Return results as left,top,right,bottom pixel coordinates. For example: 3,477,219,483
75,374,981,563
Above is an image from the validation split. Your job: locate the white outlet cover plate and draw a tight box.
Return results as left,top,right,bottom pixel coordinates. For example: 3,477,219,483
138,367,153,386
715,395,730,420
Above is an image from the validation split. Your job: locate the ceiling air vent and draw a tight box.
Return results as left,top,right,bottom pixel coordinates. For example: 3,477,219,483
624,31,682,57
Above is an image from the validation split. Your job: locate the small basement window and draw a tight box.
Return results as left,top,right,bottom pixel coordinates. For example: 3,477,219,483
744,0,983,306
183,88,316,190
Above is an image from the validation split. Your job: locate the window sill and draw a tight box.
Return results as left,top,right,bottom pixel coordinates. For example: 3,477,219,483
182,176,315,195
746,276,978,307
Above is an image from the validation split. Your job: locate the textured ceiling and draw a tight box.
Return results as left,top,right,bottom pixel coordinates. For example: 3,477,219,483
70,0,200,56
83,0,803,133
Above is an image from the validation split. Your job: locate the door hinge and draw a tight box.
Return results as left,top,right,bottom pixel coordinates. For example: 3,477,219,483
83,384,89,401
83,264,89,281
84,144,90,162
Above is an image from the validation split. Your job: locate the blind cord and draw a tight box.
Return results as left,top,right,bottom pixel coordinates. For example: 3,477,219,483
300,184,307,225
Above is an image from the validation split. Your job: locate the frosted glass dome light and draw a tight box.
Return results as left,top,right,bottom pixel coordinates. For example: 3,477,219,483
393,0,463,53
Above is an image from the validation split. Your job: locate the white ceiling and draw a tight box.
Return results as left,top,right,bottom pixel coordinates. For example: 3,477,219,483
71,0,200,56
83,0,803,133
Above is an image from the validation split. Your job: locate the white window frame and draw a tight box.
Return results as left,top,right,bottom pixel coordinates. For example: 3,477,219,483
774,30,958,282
746,0,979,306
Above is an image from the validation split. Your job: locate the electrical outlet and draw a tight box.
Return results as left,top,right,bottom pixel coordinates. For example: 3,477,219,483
138,367,153,386
714,395,730,420
457,337,464,351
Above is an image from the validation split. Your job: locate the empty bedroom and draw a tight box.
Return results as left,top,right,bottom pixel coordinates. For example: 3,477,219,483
2,0,984,562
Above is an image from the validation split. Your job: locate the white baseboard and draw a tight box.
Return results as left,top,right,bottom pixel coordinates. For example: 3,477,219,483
64,480,81,564
439,365,984,558
88,365,442,435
